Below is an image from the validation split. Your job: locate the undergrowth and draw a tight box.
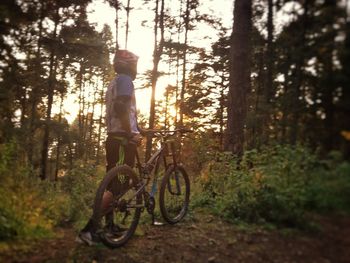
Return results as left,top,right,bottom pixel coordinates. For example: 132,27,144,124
1,139,349,241
0,141,103,241
191,144,350,228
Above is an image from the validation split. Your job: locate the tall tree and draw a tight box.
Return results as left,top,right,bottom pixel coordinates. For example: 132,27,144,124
40,4,60,180
178,0,191,128
27,0,46,167
145,0,165,160
225,0,252,155
125,0,131,49
339,5,350,157
318,0,337,151
288,0,310,145
106,0,121,50
174,0,184,127
265,0,274,103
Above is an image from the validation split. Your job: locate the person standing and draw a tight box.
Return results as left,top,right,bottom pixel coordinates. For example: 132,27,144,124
78,49,141,245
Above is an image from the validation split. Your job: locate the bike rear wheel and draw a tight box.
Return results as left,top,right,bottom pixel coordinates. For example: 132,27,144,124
159,165,190,224
92,165,142,248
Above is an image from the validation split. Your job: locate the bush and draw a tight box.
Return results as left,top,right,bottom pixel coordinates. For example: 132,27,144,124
305,152,350,212
0,142,53,240
59,163,104,229
193,145,350,227
0,141,104,241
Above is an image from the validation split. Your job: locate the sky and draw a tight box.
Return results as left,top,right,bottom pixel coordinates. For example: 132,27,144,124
59,0,235,122
59,0,321,123
83,0,234,118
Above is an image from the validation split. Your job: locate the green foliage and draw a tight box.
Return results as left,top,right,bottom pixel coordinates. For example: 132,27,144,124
32,162,104,230
192,145,350,228
0,141,104,241
183,130,221,174
305,151,350,212
0,142,52,240
60,163,104,228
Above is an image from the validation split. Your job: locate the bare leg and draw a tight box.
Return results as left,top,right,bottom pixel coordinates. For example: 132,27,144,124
101,191,114,214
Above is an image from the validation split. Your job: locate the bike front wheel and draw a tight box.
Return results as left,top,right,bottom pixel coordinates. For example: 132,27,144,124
159,164,190,224
92,165,142,248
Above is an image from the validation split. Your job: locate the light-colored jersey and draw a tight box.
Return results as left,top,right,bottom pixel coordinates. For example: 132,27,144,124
105,74,139,135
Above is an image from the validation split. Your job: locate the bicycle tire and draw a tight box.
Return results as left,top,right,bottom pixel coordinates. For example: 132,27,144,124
92,165,142,248
159,164,190,224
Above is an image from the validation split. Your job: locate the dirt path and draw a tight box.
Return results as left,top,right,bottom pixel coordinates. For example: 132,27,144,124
1,211,349,263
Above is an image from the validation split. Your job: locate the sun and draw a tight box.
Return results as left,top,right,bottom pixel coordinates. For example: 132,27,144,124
134,73,178,118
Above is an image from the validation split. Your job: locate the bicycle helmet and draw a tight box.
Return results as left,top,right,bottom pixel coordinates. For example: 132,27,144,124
114,50,138,66
113,50,139,79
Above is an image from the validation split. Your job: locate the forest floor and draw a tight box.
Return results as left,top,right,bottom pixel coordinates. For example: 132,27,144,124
0,210,349,263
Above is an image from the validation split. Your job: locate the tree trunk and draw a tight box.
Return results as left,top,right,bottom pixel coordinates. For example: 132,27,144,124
164,43,173,129
322,0,337,151
179,0,190,128
54,92,64,181
28,1,44,166
164,86,169,129
219,72,225,150
96,84,105,165
77,63,85,157
125,0,131,49
20,89,27,128
261,0,275,145
40,7,59,180
265,0,274,103
289,0,309,145
252,50,264,149
174,0,183,127
114,0,120,50
224,0,252,156
88,87,97,160
145,0,165,160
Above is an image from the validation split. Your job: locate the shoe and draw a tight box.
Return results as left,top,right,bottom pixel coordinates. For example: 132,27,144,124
76,231,100,246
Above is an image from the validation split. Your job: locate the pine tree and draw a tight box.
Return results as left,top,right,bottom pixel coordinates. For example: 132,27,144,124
225,0,252,155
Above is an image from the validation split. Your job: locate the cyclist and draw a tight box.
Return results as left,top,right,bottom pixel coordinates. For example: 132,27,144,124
77,49,142,245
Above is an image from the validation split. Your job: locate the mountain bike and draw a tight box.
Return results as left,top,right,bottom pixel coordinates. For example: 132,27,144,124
91,128,192,248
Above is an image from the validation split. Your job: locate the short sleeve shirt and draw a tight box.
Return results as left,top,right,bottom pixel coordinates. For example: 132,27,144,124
116,75,134,96
105,74,139,135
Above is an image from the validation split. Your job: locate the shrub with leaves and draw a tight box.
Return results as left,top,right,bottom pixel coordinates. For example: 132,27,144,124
193,145,350,227
60,162,104,228
0,141,104,241
0,142,53,240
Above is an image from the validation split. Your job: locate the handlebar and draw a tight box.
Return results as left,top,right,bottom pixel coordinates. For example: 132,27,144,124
139,127,193,138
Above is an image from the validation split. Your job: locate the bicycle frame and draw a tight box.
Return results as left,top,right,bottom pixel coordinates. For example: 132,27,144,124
117,130,191,212
133,135,177,197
